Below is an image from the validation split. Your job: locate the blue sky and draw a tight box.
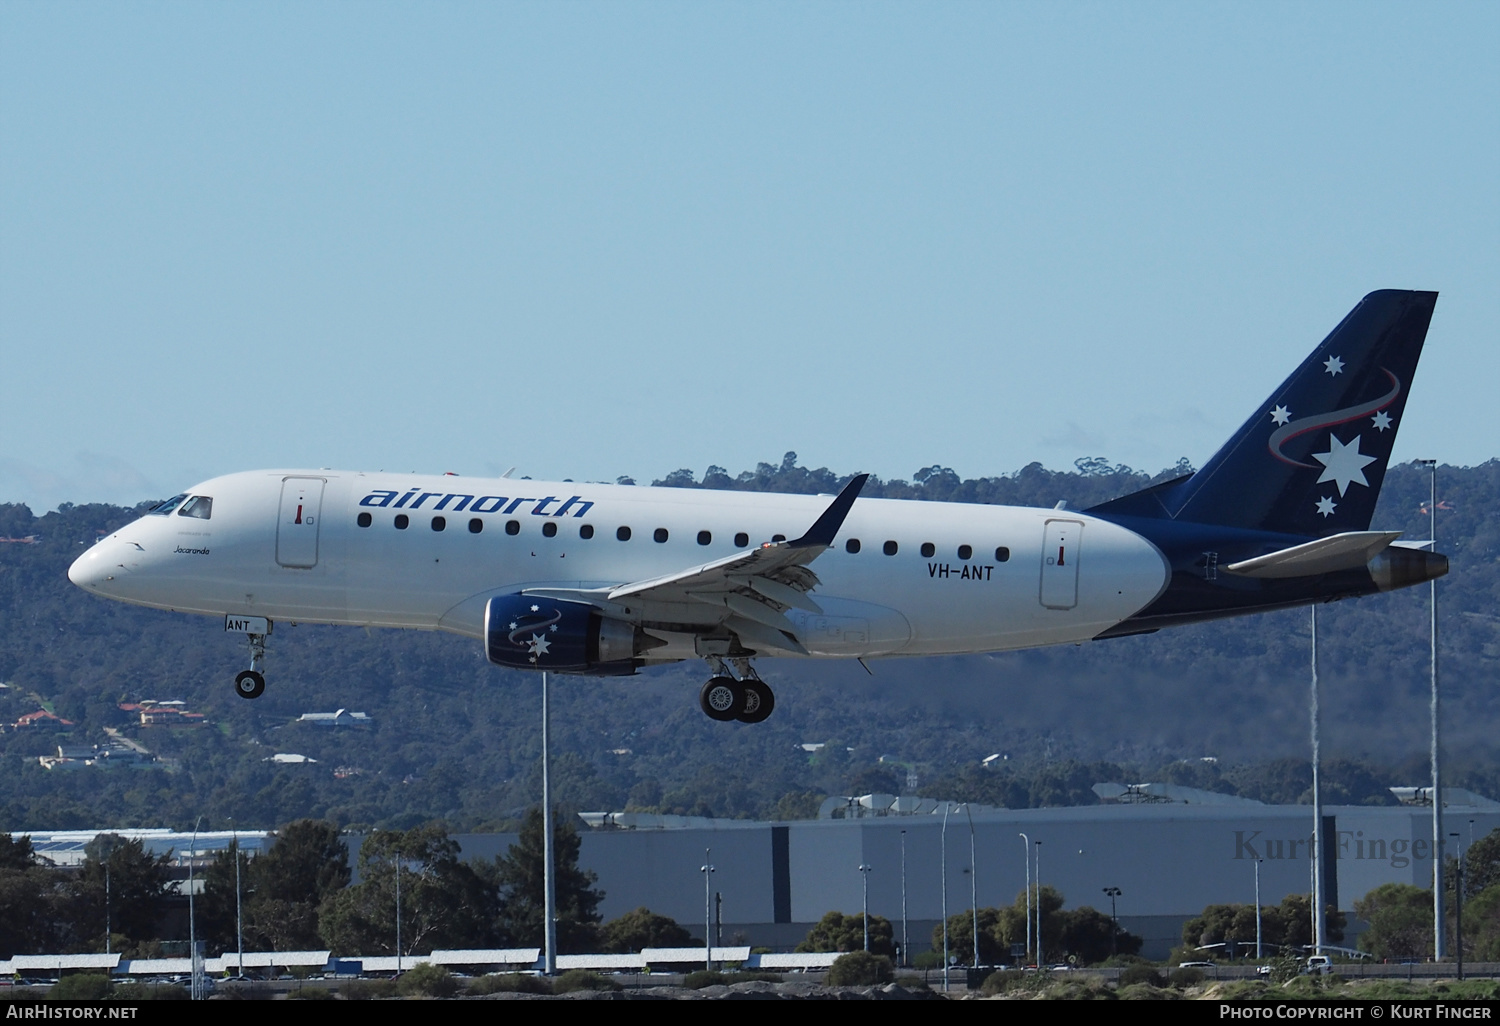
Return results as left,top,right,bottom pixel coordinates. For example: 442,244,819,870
2,2,1495,512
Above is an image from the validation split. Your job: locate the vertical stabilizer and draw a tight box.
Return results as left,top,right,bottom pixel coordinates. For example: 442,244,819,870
1089,290,1437,536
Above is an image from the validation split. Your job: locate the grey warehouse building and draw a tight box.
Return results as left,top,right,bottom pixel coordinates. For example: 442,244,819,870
455,799,1500,958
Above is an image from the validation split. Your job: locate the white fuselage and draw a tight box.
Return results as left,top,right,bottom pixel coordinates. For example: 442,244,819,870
69,470,1171,660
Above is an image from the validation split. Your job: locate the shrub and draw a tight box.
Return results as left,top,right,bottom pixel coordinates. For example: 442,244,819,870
467,973,553,995
286,986,335,1000
50,974,112,1000
395,962,459,998
1169,967,1206,988
683,970,727,989
340,978,398,999
980,970,1026,996
825,951,895,987
111,983,189,1001
551,970,621,994
1117,965,1165,988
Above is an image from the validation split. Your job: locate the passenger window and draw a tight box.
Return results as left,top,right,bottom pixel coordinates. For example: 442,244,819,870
654,528,669,543
542,521,557,538
468,519,483,534
697,531,711,546
431,516,446,532
505,520,520,535
995,546,1010,562
883,540,898,556
846,539,861,554
617,526,632,541
920,542,935,558
734,532,749,547
357,512,372,528
394,515,409,530
148,494,189,516
580,524,595,539
178,496,213,520
958,544,972,560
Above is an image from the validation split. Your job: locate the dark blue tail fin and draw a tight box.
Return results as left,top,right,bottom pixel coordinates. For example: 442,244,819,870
1089,290,1437,537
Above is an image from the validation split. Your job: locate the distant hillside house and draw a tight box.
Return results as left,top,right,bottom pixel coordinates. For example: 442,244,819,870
265,753,317,764
121,701,206,727
16,710,74,730
297,709,372,728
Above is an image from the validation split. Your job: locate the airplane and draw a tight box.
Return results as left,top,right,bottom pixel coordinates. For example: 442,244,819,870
69,290,1449,723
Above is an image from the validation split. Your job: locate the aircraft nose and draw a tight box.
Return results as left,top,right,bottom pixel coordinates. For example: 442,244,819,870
68,538,135,593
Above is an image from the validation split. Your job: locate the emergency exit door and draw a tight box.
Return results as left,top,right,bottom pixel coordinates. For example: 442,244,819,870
276,477,325,568
1039,519,1082,609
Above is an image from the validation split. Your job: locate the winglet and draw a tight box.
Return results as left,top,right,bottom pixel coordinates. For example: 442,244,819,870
790,473,869,549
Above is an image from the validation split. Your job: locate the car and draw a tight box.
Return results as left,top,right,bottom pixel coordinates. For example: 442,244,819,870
1178,961,1215,969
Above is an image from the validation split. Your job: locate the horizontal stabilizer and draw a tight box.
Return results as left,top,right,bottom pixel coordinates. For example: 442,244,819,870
1224,531,1402,578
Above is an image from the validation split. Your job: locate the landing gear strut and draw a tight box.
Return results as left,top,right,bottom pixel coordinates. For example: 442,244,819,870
233,629,269,700
697,659,775,724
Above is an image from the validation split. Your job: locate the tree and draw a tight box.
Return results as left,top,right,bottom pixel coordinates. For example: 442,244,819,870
799,910,895,958
196,841,250,956
933,907,1007,965
320,824,494,956
488,808,604,954
58,835,172,954
0,834,65,957
1353,883,1432,960
599,907,695,953
1057,905,1141,964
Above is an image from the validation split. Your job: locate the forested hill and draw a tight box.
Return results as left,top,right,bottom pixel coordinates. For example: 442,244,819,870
0,456,1496,833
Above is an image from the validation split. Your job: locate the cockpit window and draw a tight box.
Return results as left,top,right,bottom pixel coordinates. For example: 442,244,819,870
148,494,189,516
177,496,213,520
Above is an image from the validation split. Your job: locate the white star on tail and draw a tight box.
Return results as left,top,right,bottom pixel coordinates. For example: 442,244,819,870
1323,355,1344,375
1372,411,1393,432
1270,405,1291,425
1311,434,1377,496
527,633,552,657
1316,496,1337,517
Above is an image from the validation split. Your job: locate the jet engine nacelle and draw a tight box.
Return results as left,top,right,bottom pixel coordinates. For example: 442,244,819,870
483,594,640,675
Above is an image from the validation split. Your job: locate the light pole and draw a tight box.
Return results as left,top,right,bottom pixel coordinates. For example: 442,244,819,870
228,817,243,978
858,864,873,951
900,829,908,967
1311,605,1326,955
1019,833,1032,965
104,861,110,956
700,849,715,971
1254,859,1263,960
1102,887,1121,957
965,804,979,968
188,816,203,1000
394,844,403,975
1034,840,1043,968
541,669,558,976
1452,831,1464,980
1419,458,1444,962
941,802,950,992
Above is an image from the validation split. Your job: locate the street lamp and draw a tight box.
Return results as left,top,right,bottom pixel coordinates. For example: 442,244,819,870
858,864,873,951
941,802,950,991
1034,840,1043,968
1102,887,1121,957
1254,859,1263,960
541,669,558,976
1311,605,1326,955
964,804,979,968
900,829,908,967
1418,458,1445,962
188,816,203,1000
228,816,243,979
700,849,715,971
1452,831,1464,980
1019,833,1031,965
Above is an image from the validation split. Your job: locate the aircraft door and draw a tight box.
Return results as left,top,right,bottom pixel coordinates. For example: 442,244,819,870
276,477,326,568
1039,519,1082,609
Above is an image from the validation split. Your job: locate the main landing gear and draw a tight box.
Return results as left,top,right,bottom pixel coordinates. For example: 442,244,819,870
698,660,775,724
233,629,269,700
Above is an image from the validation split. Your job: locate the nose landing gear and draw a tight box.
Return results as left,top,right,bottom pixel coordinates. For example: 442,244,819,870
697,659,775,724
229,622,270,700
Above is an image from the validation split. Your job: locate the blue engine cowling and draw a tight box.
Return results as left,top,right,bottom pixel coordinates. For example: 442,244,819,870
483,594,639,675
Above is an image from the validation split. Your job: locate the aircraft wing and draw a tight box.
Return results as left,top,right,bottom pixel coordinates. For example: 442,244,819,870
522,474,868,654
